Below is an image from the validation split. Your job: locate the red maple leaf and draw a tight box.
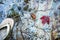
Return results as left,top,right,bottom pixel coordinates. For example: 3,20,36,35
40,16,50,25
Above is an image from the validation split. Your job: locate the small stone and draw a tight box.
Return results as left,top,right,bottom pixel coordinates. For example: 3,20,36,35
54,12,58,16
18,6,21,11
31,13,36,20
58,5,60,10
